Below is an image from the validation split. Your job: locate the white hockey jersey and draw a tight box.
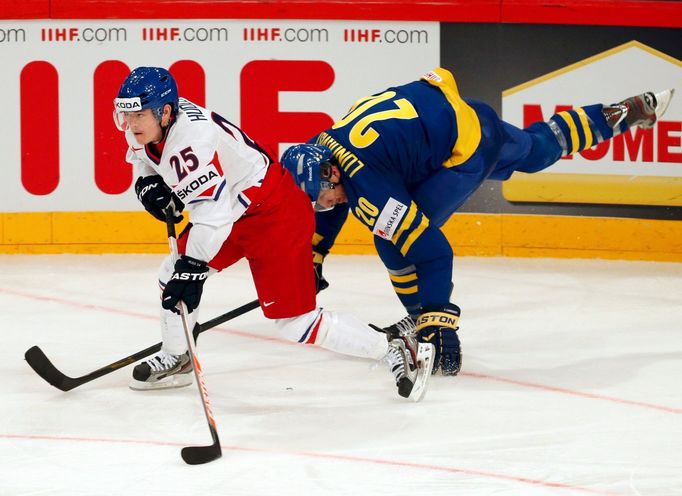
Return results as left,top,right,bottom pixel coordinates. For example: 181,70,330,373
125,98,271,262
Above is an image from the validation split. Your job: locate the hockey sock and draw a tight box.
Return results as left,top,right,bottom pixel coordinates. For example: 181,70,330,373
547,103,618,157
387,265,421,319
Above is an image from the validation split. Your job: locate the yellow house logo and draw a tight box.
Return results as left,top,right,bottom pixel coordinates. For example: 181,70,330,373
502,41,682,207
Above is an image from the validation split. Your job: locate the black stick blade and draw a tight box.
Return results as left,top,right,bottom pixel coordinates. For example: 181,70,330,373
181,444,222,465
24,346,77,392
181,423,222,465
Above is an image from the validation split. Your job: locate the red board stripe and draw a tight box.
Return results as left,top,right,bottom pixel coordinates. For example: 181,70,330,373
502,0,682,28
43,0,682,27
49,0,502,22
21,61,59,196
94,60,132,195
170,60,206,108
0,0,50,19
5,1,680,28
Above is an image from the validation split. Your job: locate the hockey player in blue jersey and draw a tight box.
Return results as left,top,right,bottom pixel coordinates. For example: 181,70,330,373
281,67,674,377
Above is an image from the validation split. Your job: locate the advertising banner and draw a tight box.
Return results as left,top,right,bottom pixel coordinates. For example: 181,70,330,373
502,41,682,207
0,20,438,212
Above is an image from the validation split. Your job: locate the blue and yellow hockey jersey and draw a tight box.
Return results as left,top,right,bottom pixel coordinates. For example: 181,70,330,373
312,68,487,311
310,65,601,314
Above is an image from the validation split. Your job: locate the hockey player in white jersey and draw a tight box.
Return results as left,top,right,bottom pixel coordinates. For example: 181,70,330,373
113,66,435,401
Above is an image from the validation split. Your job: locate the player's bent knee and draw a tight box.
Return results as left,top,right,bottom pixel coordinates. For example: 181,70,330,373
276,309,389,359
274,309,323,344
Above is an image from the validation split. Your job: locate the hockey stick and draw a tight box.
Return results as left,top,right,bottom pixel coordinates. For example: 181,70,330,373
165,210,222,464
25,225,259,392
23,299,258,392
177,300,222,464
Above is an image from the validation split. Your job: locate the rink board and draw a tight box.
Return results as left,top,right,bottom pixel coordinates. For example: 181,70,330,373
1,211,681,261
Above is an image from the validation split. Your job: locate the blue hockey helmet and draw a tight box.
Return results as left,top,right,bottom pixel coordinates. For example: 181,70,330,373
281,144,335,211
113,67,179,130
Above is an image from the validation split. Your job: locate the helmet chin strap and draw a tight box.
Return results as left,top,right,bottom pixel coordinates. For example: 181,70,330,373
149,115,175,145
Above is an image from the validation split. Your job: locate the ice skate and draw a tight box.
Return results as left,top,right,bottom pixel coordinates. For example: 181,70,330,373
604,89,674,129
373,323,435,402
129,350,193,390
383,315,417,337
383,339,414,398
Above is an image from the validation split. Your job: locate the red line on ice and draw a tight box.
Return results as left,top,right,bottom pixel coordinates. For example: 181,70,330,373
5,286,680,414
0,433,623,495
459,371,682,414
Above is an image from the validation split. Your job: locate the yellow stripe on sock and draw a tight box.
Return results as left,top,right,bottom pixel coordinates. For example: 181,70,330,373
389,272,418,283
556,111,580,154
575,108,593,150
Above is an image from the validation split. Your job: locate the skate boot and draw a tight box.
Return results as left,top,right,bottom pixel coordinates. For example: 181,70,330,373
384,315,417,337
603,89,674,129
372,323,435,402
383,338,415,399
129,350,193,390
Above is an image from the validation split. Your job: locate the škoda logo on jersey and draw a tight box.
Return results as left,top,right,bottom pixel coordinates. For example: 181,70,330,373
174,164,222,203
114,97,142,111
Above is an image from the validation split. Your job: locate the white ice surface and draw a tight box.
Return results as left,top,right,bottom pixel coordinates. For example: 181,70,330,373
1,254,681,496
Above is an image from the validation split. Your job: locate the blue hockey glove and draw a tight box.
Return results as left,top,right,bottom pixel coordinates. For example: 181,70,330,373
162,256,209,314
416,303,461,375
135,175,184,224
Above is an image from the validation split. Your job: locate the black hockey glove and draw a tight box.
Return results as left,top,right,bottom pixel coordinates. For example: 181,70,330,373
162,256,209,314
314,262,329,293
416,303,462,376
135,175,184,224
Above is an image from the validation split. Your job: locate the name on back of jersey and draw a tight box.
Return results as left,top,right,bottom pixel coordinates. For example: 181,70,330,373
178,98,208,122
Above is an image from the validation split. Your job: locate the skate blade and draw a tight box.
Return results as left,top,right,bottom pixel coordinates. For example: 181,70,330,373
409,343,435,402
129,373,193,391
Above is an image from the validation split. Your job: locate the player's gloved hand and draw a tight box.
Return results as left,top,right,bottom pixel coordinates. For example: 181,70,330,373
162,256,209,314
415,303,462,375
314,262,329,293
135,175,184,223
